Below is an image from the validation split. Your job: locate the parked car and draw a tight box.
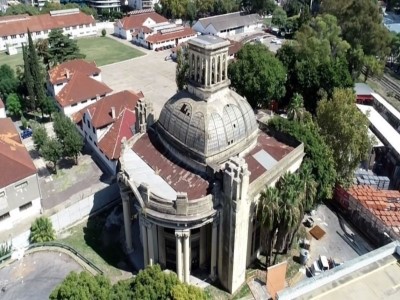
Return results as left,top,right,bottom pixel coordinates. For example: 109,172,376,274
20,128,33,139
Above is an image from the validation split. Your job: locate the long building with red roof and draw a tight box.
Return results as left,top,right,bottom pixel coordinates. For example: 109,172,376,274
0,9,96,52
114,9,196,50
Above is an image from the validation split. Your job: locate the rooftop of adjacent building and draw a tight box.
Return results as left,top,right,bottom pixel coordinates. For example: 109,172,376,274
48,59,100,85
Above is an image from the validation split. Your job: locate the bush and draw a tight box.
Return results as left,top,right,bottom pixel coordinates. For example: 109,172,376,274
29,216,56,244
21,115,29,129
101,28,106,37
0,241,12,259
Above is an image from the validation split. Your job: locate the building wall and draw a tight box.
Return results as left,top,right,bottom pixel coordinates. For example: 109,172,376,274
0,174,42,232
0,24,97,52
61,94,107,117
88,0,121,12
149,34,196,50
0,107,5,118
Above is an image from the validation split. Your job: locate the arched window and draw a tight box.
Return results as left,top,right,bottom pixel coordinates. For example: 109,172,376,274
222,55,226,80
196,55,201,82
217,55,221,83
211,57,215,85
191,54,195,80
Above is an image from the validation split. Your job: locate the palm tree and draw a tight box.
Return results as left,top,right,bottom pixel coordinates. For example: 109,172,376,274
299,160,318,212
29,216,56,244
258,186,281,266
287,93,305,122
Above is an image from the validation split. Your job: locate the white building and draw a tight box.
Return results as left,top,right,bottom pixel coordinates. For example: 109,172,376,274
127,0,159,10
0,9,97,52
114,10,197,50
73,90,144,174
192,11,262,38
47,59,112,117
0,118,42,232
0,98,5,118
87,0,121,12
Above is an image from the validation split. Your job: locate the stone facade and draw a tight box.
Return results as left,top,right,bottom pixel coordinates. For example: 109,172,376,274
118,35,304,293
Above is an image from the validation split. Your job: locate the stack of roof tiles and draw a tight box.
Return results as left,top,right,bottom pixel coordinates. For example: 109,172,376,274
347,185,400,234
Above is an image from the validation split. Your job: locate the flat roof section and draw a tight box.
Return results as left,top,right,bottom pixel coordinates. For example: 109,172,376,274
301,254,400,300
354,82,373,96
371,92,400,122
357,104,400,157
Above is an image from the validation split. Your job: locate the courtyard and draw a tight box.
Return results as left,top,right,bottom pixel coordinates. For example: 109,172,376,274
0,251,83,300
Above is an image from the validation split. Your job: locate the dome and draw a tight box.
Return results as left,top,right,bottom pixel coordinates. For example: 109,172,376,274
157,88,258,166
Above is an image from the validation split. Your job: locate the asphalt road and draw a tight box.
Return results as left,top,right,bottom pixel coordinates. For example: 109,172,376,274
0,251,83,300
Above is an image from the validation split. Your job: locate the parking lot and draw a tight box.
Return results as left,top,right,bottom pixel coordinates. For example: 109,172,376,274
0,251,83,300
100,49,177,119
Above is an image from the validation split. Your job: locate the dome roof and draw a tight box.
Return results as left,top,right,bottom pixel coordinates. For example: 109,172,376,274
157,88,258,165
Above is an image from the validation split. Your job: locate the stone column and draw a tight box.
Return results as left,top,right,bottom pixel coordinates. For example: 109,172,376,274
210,220,218,278
219,55,223,82
121,195,133,252
183,229,191,283
175,230,183,281
158,226,166,268
141,218,149,267
213,55,218,84
205,58,209,87
147,223,155,266
199,226,207,268
224,55,228,81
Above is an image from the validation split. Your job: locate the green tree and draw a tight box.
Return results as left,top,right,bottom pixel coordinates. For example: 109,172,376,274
32,123,49,152
36,39,51,70
41,138,63,173
176,47,189,91
287,93,305,121
4,4,39,16
258,186,281,266
29,216,56,243
363,54,384,82
268,117,336,199
50,272,112,300
228,43,286,108
171,283,207,300
316,88,372,185
47,29,85,66
101,28,106,37
5,93,22,117
272,6,287,28
299,159,318,211
39,96,57,120
0,64,19,99
0,241,12,259
53,113,83,164
22,44,36,112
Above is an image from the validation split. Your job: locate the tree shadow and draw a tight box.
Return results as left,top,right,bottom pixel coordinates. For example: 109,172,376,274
83,202,133,273
57,157,75,170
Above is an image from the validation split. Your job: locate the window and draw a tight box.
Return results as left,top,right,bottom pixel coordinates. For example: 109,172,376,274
0,191,4,198
19,202,32,211
65,27,70,30
72,26,77,29
93,73,99,77
0,212,10,222
92,126,95,134
19,34,24,38
81,100,87,104
83,114,86,124
11,35,16,39
88,122,91,129
91,97,96,101
35,31,40,36
44,30,48,34
71,103,78,107
56,83,63,86
79,25,83,29
15,181,28,190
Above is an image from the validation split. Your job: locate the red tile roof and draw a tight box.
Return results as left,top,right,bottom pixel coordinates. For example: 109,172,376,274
0,11,95,37
48,59,100,85
98,109,136,160
146,27,196,44
245,132,295,183
0,118,36,188
0,97,4,109
347,185,400,233
118,12,168,30
55,72,112,107
228,39,243,56
132,131,210,200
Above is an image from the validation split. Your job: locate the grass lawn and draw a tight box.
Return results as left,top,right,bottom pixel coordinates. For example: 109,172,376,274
58,208,126,279
77,36,145,66
0,51,23,70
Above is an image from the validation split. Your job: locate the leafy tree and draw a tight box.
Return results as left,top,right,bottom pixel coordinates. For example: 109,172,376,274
50,272,112,300
258,186,281,266
46,29,85,66
101,28,106,37
5,93,22,117
171,283,207,300
251,0,276,15
41,138,63,174
176,47,189,91
0,64,19,99
36,39,50,70
29,216,56,243
4,4,39,16
53,113,83,164
268,117,336,199
286,93,305,121
272,6,287,28
32,123,49,152
322,0,391,78
39,96,57,120
363,54,384,82
22,44,36,112
316,88,372,185
160,0,189,19
228,43,286,108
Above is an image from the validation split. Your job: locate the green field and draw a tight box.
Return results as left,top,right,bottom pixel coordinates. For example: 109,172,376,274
0,36,144,70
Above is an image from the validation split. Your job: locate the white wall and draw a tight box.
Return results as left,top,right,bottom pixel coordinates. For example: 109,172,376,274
0,24,97,51
0,107,5,118
62,95,106,117
0,197,41,232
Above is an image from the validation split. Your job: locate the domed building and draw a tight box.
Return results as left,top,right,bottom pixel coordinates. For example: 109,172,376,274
118,35,305,293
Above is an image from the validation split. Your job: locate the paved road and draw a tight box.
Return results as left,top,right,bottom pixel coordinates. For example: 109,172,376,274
0,251,82,300
100,49,177,119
